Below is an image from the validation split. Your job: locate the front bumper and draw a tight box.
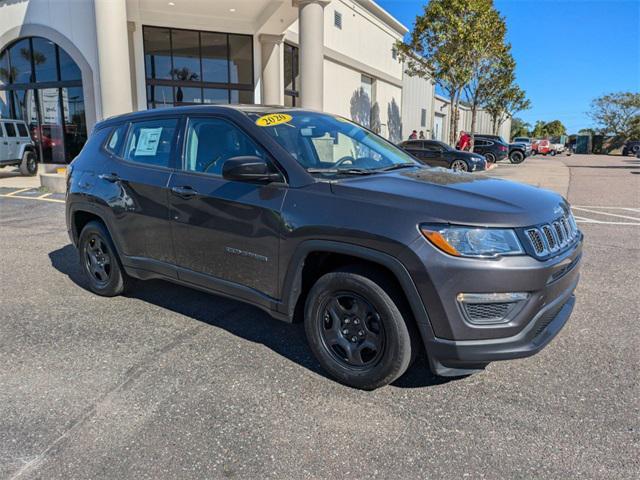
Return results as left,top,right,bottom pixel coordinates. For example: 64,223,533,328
426,284,576,376
402,233,582,376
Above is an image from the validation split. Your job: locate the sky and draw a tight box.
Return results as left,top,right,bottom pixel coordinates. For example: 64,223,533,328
375,0,640,133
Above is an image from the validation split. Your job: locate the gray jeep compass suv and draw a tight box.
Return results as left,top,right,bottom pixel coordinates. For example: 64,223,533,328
66,106,583,390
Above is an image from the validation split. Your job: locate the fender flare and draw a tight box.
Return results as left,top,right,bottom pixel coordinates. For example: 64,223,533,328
279,240,437,338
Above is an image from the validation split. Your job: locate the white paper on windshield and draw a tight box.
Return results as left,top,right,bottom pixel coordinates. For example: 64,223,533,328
135,127,162,156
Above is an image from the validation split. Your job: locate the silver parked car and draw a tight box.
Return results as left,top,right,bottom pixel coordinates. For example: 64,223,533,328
0,119,38,176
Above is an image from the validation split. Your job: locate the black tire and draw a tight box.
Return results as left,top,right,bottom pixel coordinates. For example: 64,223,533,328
484,152,496,163
450,159,469,172
78,220,129,296
550,150,557,156
304,267,416,390
509,150,525,164
633,145,640,154
19,150,38,176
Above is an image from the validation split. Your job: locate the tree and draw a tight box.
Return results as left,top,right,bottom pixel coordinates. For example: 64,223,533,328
588,92,640,139
510,117,530,139
531,120,567,138
397,0,496,145
461,6,510,147
485,83,531,135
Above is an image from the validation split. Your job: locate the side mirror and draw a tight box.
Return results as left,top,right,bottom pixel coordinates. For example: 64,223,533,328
222,156,283,183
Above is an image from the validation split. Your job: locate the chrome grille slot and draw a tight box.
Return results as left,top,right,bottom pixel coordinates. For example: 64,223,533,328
526,228,546,255
542,225,557,250
553,221,565,246
524,213,580,258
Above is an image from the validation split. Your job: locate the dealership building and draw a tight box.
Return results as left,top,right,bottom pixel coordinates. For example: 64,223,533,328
0,0,509,164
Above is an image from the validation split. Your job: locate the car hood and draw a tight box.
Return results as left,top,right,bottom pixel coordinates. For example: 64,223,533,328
329,167,567,228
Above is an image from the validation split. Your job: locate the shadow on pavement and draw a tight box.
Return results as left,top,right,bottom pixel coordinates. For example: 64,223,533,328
49,244,452,390
569,165,640,169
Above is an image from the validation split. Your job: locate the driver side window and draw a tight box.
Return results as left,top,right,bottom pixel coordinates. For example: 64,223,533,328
184,117,266,175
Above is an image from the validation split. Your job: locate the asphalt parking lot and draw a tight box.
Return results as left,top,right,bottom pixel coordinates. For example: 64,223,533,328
1,154,638,479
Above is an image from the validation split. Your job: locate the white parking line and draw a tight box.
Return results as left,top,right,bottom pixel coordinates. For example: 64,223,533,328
573,216,640,225
573,205,640,213
4,187,32,196
571,207,640,222
0,193,64,204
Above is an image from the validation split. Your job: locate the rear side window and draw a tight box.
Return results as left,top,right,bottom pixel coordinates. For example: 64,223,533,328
123,118,178,168
5,122,16,137
17,123,29,137
105,124,128,156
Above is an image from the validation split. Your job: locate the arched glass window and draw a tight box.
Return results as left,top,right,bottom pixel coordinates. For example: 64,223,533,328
0,37,86,163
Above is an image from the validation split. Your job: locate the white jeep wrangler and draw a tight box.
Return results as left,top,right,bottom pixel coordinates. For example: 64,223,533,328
0,119,38,176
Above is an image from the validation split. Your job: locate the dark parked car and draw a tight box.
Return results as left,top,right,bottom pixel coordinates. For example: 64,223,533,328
66,106,583,390
474,134,530,164
398,139,487,172
622,140,640,156
471,135,509,163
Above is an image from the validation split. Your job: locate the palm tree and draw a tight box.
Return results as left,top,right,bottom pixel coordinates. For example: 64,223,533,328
170,67,199,103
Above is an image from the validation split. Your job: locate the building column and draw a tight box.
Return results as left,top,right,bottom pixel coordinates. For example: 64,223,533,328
94,0,134,118
296,0,330,110
259,34,285,106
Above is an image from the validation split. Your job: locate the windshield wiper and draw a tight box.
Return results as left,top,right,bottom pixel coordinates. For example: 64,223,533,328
306,167,375,175
377,163,418,172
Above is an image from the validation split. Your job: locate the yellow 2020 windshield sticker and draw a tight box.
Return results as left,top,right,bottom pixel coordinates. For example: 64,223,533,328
255,113,293,127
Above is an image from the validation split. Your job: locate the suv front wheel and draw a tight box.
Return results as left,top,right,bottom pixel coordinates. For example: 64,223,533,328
304,267,415,390
79,221,129,296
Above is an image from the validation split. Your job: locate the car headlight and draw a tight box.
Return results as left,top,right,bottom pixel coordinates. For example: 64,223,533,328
420,225,524,258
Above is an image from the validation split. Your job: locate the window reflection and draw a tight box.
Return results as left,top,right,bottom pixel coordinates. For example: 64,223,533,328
228,34,252,84
0,36,88,163
8,39,32,84
143,27,254,108
38,88,65,163
62,86,87,159
201,32,228,83
144,27,172,80
31,38,58,82
171,30,200,82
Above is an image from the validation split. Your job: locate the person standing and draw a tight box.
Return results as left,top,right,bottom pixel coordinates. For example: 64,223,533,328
419,131,425,139
456,131,471,151
408,130,418,140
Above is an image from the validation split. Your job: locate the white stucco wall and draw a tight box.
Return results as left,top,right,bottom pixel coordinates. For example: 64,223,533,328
0,0,101,126
401,72,435,140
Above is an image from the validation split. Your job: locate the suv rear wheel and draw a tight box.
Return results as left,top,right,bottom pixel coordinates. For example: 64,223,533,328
19,151,38,176
304,267,415,389
79,220,129,296
484,152,496,163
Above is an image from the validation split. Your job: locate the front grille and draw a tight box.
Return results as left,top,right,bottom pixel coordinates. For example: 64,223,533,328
524,212,580,258
464,302,514,323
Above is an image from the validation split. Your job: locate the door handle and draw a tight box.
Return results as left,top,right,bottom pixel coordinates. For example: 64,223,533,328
171,186,198,198
98,173,121,183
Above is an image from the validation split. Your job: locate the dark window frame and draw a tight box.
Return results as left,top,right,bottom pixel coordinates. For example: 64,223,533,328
283,43,299,107
142,25,255,108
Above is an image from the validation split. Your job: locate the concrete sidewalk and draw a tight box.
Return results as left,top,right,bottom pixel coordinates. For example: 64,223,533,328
0,167,41,189
485,156,570,197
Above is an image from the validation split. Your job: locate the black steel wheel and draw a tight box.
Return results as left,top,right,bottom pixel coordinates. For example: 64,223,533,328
450,159,469,172
318,292,385,369
79,221,129,296
304,267,415,390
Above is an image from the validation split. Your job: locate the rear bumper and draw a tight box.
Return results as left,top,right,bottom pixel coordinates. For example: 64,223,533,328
425,284,576,376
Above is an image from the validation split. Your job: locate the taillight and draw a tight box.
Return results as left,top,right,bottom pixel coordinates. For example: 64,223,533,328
500,145,507,151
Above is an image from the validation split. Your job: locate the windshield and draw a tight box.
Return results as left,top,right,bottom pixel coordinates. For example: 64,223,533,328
247,111,418,174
